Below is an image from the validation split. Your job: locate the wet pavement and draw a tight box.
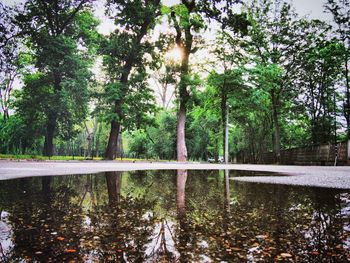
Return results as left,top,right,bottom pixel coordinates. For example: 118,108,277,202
1,160,350,189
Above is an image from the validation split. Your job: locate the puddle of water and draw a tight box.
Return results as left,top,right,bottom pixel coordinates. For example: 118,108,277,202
0,170,349,262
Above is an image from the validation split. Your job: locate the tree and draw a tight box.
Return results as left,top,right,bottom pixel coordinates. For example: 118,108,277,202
296,23,344,144
0,3,20,121
101,0,161,160
245,0,306,162
15,0,99,156
164,0,250,162
325,0,350,137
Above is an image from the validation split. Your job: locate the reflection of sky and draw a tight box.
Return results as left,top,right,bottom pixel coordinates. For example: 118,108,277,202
0,211,14,261
145,219,180,261
341,193,350,249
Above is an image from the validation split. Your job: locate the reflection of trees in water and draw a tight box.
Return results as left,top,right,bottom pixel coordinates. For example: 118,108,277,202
80,171,156,262
0,171,349,262
0,176,84,262
192,182,349,262
0,173,156,262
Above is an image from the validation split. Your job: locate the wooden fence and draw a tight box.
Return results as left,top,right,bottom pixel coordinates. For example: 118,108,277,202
237,141,350,166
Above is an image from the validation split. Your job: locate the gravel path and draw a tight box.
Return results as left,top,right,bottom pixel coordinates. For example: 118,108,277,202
0,160,350,189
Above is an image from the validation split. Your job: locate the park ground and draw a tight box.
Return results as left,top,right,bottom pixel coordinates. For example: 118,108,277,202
0,160,350,189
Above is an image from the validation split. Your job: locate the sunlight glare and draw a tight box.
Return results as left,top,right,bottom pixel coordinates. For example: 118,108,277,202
165,47,183,63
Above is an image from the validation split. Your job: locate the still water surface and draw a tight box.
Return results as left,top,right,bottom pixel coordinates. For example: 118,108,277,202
0,170,349,262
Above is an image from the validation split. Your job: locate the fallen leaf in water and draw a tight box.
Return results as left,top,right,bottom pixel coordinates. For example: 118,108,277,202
281,253,292,258
336,245,343,250
64,249,77,253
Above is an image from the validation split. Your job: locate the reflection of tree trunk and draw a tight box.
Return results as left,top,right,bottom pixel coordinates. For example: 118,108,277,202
42,177,52,198
176,169,190,261
105,171,126,262
79,175,96,208
177,170,187,216
224,170,230,212
106,171,122,205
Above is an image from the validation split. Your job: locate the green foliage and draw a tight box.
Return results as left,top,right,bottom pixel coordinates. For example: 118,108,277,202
0,115,27,154
1,0,349,162
126,111,176,160
127,130,151,158
100,0,161,159
12,1,99,155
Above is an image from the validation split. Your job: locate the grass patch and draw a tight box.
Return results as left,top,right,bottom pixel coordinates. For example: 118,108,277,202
0,154,174,162
0,154,103,161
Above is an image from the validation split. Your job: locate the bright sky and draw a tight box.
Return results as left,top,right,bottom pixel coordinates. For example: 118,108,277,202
3,0,332,34
94,0,332,35
292,0,332,21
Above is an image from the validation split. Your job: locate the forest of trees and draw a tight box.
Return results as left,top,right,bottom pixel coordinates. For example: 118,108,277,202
0,0,349,163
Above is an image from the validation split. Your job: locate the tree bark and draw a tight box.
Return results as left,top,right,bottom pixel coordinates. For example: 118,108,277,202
116,126,123,158
43,71,60,157
177,103,188,162
345,52,349,138
271,92,281,164
43,116,56,157
105,119,121,160
106,171,122,205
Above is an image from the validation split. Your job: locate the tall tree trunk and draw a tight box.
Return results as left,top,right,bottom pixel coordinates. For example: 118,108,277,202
43,71,61,157
43,117,56,157
105,119,121,160
176,46,190,162
116,126,123,158
172,2,194,162
221,91,227,161
345,53,350,138
272,93,281,164
177,103,187,162
176,49,190,162
95,122,102,158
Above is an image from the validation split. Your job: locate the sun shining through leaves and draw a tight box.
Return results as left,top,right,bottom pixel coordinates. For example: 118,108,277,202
165,46,183,64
